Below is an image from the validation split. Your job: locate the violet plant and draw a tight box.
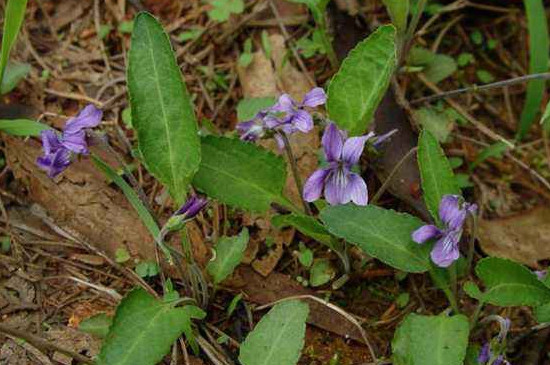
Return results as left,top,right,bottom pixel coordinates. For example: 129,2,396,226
5,6,550,365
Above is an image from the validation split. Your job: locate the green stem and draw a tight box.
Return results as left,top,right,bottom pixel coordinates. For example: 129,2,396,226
429,268,460,314
466,214,478,275
318,21,339,69
470,301,484,330
280,133,313,216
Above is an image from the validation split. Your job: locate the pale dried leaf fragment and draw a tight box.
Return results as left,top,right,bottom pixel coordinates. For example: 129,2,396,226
478,206,550,268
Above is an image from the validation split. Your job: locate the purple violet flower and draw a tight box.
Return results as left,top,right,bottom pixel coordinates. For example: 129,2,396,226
412,195,477,267
36,104,103,177
236,88,326,147
175,194,208,220
270,87,326,134
303,123,373,206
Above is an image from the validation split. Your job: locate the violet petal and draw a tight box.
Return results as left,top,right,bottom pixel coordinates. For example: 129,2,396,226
64,104,103,135
270,94,295,113
322,123,344,162
412,224,442,244
301,87,326,108
292,109,313,133
431,230,461,267
439,195,465,230
341,134,371,165
346,172,368,206
303,168,330,202
324,169,348,205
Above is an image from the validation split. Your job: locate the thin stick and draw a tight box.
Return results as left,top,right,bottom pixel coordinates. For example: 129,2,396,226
371,147,418,204
416,73,515,148
279,133,312,216
412,72,550,104
0,323,94,364
44,88,103,107
255,294,378,362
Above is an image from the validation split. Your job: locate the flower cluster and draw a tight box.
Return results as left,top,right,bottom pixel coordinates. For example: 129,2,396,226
237,87,326,148
37,104,102,177
303,123,372,206
412,195,477,267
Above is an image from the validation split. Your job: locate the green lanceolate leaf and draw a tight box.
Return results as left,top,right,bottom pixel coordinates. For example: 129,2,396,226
473,257,550,307
128,12,200,205
0,0,28,89
321,205,430,273
193,136,288,212
327,25,397,136
0,119,50,136
92,155,160,238
79,313,112,339
207,228,249,284
97,288,205,365
541,100,550,134
382,0,409,33
271,213,338,251
392,313,470,365
418,129,460,222
239,300,309,365
517,0,549,139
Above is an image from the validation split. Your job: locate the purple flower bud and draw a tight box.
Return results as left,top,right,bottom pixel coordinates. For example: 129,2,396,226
175,195,207,220
478,343,491,364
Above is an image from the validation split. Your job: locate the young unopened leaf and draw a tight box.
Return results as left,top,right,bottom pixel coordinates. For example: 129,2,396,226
392,313,469,365
79,313,112,339
193,136,288,212
207,228,249,284
473,257,550,306
239,300,309,365
382,0,409,33
309,259,334,287
0,119,50,136
128,12,200,205
208,0,244,22
0,0,28,89
97,288,205,365
327,25,396,136
418,130,460,222
408,47,457,84
518,0,549,139
321,205,430,273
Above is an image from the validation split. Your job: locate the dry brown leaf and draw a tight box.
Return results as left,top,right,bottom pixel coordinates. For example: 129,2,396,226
230,267,366,343
5,136,156,262
478,206,550,268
